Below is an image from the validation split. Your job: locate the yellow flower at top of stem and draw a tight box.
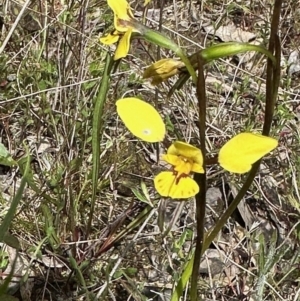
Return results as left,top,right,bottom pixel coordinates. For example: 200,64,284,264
100,0,139,60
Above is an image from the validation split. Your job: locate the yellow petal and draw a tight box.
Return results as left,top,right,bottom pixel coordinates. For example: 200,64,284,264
163,154,193,175
107,0,133,20
168,141,203,168
100,32,120,45
191,162,204,173
154,171,199,199
114,28,132,60
116,97,165,142
162,154,181,167
154,171,176,197
218,133,278,173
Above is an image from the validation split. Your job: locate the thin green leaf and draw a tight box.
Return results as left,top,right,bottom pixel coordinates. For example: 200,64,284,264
87,53,114,236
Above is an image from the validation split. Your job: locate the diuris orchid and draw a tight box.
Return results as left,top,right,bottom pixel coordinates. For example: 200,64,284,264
116,97,278,199
154,142,204,199
100,0,139,60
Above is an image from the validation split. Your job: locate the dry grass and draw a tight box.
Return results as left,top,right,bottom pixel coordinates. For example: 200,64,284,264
0,0,300,300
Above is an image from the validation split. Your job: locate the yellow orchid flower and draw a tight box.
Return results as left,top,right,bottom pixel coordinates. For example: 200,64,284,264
116,98,166,142
218,133,278,173
154,142,204,199
143,58,185,85
115,97,278,198
100,0,139,60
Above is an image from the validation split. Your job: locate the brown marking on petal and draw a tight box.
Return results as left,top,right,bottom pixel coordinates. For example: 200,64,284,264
175,173,188,185
171,168,178,177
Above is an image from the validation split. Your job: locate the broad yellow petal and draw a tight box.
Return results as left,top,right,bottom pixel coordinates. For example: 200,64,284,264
218,133,278,173
169,175,199,199
154,171,176,197
168,141,203,169
154,171,199,199
116,97,165,142
114,28,132,60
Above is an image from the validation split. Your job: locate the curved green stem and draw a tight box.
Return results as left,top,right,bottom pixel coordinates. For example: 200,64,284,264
132,21,197,84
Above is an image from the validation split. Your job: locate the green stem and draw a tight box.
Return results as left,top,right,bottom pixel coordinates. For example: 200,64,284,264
190,55,207,301
263,0,282,135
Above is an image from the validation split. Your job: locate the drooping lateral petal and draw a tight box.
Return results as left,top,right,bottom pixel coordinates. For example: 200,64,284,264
218,132,278,173
150,72,177,85
116,97,165,142
114,28,132,60
154,171,176,197
100,32,120,45
154,171,199,199
143,58,184,84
